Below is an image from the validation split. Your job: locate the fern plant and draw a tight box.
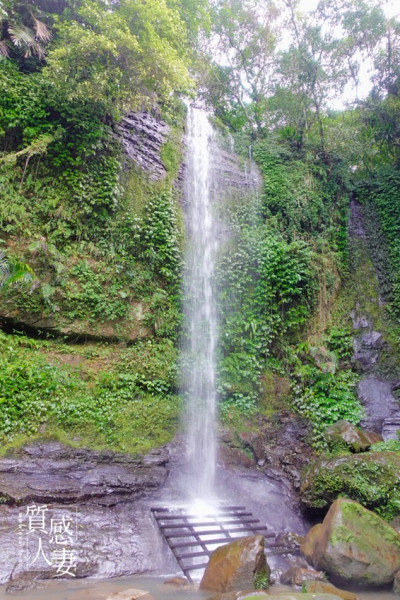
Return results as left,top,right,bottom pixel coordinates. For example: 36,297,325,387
0,250,33,288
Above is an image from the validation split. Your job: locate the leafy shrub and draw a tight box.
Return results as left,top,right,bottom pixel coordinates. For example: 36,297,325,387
292,366,363,449
371,439,400,453
216,193,317,417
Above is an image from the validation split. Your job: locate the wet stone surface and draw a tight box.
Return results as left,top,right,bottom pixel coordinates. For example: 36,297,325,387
0,442,170,585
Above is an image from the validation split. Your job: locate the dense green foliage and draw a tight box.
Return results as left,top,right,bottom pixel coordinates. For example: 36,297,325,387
216,192,316,416
0,0,188,449
214,136,362,446
0,330,180,453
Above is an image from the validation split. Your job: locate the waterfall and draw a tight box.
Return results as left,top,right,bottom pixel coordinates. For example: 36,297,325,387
181,105,218,505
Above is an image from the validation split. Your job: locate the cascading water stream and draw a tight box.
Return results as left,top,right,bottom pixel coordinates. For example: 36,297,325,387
181,105,218,505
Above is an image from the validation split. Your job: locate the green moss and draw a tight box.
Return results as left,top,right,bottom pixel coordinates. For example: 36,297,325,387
301,452,400,520
340,501,400,549
161,134,182,180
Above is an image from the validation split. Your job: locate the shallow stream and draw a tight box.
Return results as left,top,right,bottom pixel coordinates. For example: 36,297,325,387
0,575,398,600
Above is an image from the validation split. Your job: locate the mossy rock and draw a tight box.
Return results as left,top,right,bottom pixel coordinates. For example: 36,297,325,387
300,451,400,519
324,420,381,453
300,498,400,587
200,535,270,593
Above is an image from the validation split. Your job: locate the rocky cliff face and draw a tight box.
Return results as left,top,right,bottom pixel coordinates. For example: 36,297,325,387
117,112,171,181
0,442,170,585
349,199,400,438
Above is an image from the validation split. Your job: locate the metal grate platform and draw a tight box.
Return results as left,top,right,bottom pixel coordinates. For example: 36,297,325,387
151,505,290,583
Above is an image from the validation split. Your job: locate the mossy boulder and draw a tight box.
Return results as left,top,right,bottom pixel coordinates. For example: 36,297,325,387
200,535,269,593
324,420,382,453
300,498,400,587
300,452,400,518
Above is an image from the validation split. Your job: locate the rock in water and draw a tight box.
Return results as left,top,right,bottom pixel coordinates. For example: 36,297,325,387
301,498,400,586
302,580,360,600
200,535,269,593
105,589,154,600
280,565,325,586
207,592,269,600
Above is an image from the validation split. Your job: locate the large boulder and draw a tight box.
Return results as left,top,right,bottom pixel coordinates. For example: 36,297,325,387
323,420,381,452
300,451,400,516
300,498,400,587
200,535,269,593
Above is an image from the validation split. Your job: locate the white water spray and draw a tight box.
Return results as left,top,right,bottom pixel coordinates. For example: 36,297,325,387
181,105,218,505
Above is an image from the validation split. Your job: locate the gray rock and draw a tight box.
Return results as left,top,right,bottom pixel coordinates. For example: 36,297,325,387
358,376,400,433
0,441,169,505
280,565,325,585
350,311,371,330
360,331,383,348
324,420,382,452
117,112,171,181
381,417,400,441
0,442,170,584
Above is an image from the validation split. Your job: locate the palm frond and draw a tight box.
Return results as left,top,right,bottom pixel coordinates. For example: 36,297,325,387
32,16,52,42
0,250,10,284
23,40,45,59
5,266,33,286
0,252,34,289
8,24,35,47
0,39,10,57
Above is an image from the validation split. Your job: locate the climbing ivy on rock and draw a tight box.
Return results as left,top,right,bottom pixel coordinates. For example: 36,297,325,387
356,168,400,345
216,194,317,416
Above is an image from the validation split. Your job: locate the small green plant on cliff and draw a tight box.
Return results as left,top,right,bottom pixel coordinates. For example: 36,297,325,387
291,361,363,449
254,568,270,590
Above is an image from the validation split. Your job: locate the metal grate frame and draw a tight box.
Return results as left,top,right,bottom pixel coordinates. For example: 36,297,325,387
151,505,290,583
